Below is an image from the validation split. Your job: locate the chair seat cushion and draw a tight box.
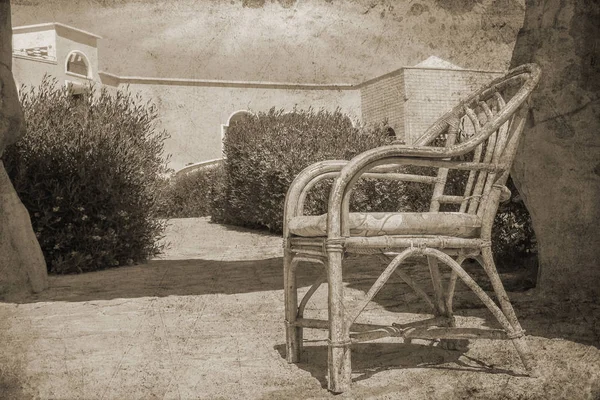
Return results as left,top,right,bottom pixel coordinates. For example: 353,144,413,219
288,212,482,238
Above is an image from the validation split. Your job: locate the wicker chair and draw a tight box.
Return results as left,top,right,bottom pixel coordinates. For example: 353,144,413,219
282,64,541,393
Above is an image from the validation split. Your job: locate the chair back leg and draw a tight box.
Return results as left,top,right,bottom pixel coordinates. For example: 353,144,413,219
427,256,448,316
478,247,535,373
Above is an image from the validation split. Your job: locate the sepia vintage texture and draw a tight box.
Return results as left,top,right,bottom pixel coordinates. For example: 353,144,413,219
0,0,48,300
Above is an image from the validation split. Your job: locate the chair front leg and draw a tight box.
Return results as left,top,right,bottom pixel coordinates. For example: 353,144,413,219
441,257,470,351
427,256,448,317
326,243,351,393
429,255,463,350
284,250,302,363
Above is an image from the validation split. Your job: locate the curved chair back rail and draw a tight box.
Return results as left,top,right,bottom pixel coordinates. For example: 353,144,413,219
283,64,541,239
325,64,540,239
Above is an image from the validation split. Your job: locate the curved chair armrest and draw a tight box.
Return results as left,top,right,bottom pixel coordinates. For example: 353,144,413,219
283,160,347,236
284,156,458,238
325,146,506,238
283,150,460,219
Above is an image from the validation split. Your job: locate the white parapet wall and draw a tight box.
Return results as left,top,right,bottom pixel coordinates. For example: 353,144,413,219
175,158,223,179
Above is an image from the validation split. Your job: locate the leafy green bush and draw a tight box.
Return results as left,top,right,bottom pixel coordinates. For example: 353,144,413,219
157,165,224,218
213,107,404,231
3,77,170,274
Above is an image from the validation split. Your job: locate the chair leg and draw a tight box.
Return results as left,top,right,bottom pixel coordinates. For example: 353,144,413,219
510,336,536,375
445,269,458,317
427,256,447,316
284,251,302,363
327,249,351,393
429,256,468,351
440,258,469,351
479,247,535,373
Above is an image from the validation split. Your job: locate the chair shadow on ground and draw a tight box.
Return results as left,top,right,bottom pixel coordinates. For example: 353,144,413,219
342,256,600,348
273,341,526,389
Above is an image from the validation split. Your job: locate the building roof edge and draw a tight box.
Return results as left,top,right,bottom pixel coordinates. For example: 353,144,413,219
13,22,102,40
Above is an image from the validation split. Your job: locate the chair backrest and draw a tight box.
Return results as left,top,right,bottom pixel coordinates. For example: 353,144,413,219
414,64,541,220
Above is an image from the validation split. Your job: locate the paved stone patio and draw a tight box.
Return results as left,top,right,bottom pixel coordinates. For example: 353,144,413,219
1,218,599,399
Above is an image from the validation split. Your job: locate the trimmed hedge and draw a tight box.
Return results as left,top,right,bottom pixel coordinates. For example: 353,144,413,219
4,77,170,274
157,165,224,218
211,107,405,231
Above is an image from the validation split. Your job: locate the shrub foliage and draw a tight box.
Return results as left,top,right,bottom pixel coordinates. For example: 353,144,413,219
157,165,224,218
492,177,537,267
212,108,405,231
4,77,170,274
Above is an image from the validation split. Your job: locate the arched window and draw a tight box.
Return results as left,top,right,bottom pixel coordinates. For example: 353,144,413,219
65,51,91,78
221,110,254,137
227,110,254,127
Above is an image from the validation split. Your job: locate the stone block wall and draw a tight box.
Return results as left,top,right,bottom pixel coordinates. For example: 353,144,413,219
359,70,405,139
403,68,502,143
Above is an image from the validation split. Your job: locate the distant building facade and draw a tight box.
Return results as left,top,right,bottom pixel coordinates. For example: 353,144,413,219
12,23,101,95
12,23,502,172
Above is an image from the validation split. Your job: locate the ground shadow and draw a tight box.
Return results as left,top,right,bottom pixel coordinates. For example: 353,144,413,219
17,257,309,303
217,221,280,237
14,254,599,347
274,342,524,389
343,256,600,347
510,297,600,347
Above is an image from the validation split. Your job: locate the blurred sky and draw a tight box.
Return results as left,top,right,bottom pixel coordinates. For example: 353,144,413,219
11,0,525,83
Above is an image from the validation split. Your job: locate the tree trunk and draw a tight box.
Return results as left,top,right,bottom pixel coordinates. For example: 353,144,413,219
0,0,48,300
510,0,600,299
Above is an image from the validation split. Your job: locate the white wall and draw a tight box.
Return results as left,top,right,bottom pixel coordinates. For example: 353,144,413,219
120,81,362,171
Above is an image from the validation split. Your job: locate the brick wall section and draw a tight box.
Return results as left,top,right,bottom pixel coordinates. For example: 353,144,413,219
359,70,405,140
402,68,502,144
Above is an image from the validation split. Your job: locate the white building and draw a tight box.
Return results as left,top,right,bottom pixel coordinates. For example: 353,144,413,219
12,22,502,172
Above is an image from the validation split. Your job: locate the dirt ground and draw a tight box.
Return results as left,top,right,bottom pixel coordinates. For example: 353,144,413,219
1,218,599,399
